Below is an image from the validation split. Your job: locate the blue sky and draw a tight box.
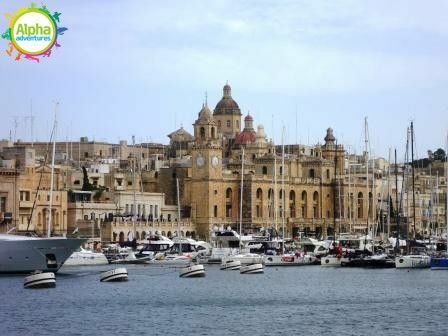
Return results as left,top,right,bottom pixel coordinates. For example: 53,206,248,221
1,0,447,159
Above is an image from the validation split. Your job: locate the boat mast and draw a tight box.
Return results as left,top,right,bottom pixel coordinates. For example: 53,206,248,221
281,127,285,254
364,117,370,237
132,135,136,241
274,147,278,235
47,102,58,238
176,177,182,256
410,122,416,240
333,140,337,246
387,148,391,237
239,147,244,252
445,132,448,255
394,149,399,252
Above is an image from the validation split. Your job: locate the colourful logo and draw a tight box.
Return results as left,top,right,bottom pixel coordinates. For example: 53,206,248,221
1,3,67,62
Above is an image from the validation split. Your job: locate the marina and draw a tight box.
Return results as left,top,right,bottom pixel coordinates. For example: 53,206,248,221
2,264,448,335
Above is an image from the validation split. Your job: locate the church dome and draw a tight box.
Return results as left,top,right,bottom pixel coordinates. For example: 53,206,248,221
214,83,241,116
197,103,213,122
324,127,336,143
234,130,256,145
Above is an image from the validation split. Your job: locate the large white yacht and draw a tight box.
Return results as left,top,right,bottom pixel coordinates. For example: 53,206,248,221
0,234,85,273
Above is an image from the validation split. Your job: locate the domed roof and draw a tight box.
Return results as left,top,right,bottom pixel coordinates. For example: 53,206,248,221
244,114,253,122
167,127,194,142
197,103,212,122
234,130,256,145
214,83,241,116
324,127,336,144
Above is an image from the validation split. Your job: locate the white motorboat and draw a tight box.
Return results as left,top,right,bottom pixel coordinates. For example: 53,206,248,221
100,268,128,282
240,263,264,274
24,271,56,288
179,264,206,278
110,250,151,264
264,253,317,266
64,247,109,266
395,255,431,268
0,234,85,274
148,254,191,266
137,234,174,259
220,260,241,270
222,253,263,265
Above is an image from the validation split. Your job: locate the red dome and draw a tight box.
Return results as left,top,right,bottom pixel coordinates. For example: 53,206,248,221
234,130,256,145
244,114,253,121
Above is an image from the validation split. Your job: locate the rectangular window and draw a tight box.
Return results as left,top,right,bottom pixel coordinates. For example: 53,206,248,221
0,197,6,212
155,205,158,218
214,205,218,218
226,205,232,217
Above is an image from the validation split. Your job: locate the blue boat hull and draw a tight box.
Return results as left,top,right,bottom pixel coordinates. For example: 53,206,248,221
430,257,448,270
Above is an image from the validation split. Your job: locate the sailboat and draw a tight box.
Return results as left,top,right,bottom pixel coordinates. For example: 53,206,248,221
264,128,316,267
219,147,263,272
430,132,448,270
396,123,430,268
0,102,85,274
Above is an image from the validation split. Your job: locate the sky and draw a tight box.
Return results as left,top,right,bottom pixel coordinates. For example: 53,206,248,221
1,0,448,160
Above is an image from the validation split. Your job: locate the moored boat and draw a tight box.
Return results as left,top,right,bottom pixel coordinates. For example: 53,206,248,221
240,263,264,274
24,271,56,289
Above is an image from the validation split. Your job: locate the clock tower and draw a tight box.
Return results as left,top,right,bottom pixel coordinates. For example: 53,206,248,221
190,102,223,239
191,102,222,180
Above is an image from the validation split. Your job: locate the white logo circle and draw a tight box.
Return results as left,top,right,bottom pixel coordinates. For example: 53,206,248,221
11,10,56,55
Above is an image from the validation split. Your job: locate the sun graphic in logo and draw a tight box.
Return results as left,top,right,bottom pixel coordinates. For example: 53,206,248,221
1,3,67,62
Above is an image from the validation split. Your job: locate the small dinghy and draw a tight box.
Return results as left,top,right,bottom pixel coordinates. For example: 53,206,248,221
100,268,128,282
240,263,264,274
179,264,205,278
220,260,241,270
24,271,56,289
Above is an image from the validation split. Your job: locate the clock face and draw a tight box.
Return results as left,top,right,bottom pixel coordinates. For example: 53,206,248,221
196,156,205,167
211,156,219,167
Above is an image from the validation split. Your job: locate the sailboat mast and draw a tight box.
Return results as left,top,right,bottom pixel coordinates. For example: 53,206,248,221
274,148,278,234
394,149,399,252
445,132,448,255
364,117,370,237
176,177,182,255
47,102,58,238
239,147,244,251
132,135,136,240
410,122,416,240
387,148,391,237
281,127,285,254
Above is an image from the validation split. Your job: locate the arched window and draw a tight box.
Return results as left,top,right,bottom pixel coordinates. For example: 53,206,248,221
313,191,319,218
358,192,363,218
200,127,205,139
301,191,307,218
256,188,262,199
326,169,330,179
226,120,231,128
218,120,221,128
280,166,283,175
262,166,267,175
290,190,296,217
211,127,215,138
226,188,232,199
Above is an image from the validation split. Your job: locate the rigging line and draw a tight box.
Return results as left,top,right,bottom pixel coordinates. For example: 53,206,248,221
26,114,57,233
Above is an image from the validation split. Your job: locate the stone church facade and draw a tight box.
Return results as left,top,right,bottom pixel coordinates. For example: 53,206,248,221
165,84,372,240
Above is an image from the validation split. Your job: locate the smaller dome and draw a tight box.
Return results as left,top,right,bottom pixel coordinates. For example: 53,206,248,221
244,114,253,122
234,130,256,145
198,103,212,121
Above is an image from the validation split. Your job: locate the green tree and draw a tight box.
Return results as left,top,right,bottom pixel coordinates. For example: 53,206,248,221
434,148,446,161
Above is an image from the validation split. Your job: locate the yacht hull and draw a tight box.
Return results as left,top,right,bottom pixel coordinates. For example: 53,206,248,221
0,237,85,274
395,255,430,268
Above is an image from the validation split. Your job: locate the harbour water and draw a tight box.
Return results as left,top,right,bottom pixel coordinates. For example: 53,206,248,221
1,265,448,336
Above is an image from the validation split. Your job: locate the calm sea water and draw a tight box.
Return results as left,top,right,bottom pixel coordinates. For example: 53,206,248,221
1,264,448,336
